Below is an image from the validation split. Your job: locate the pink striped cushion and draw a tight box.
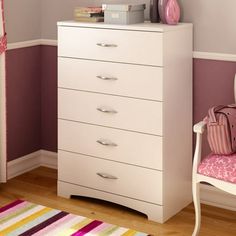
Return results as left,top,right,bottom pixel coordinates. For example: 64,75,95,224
198,153,236,184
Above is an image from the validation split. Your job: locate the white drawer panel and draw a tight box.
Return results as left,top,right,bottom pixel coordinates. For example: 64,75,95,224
58,58,163,101
58,89,163,135
58,26,163,66
58,150,163,205
58,120,163,170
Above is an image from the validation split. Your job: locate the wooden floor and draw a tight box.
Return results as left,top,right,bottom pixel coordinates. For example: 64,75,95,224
0,167,235,236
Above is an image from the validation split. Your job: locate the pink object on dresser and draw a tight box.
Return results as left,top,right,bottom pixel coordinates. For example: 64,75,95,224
198,153,236,184
165,0,180,25
158,0,168,23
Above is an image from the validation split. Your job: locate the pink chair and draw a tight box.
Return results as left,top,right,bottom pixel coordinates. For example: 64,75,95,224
192,121,236,235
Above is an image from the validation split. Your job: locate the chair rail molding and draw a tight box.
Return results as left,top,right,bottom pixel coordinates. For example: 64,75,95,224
193,51,236,62
7,39,57,50
7,39,236,62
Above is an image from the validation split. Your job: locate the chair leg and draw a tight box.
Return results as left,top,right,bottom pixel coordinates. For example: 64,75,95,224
192,181,201,236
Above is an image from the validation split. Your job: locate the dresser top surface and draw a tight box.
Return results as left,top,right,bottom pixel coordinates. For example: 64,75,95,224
57,21,192,32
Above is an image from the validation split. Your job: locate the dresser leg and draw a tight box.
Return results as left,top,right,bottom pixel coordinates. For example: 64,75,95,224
145,205,164,223
57,181,71,199
57,181,165,223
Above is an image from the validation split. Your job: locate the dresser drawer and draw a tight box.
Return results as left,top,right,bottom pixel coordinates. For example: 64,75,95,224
58,150,163,205
58,120,163,170
58,57,163,101
58,89,163,135
58,26,163,66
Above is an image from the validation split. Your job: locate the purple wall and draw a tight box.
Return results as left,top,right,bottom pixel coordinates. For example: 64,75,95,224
6,46,236,161
193,59,236,156
6,45,58,161
41,46,58,152
194,59,236,123
6,46,42,161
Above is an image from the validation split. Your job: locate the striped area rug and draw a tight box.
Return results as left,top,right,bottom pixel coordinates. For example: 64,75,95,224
0,200,149,236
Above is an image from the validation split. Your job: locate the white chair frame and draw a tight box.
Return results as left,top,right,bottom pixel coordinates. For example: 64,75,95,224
192,121,236,236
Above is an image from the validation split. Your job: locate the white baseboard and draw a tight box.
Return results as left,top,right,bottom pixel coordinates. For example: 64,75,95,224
200,184,236,211
7,150,57,180
40,150,57,169
7,151,236,211
7,151,41,179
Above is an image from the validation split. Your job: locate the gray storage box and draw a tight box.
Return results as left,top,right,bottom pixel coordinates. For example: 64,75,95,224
103,4,146,25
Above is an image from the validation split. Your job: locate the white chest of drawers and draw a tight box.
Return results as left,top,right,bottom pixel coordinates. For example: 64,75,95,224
57,21,193,223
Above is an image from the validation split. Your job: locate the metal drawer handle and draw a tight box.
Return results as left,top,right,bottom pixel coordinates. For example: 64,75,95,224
97,172,118,180
96,75,118,81
97,106,118,114
96,43,118,48
97,139,118,147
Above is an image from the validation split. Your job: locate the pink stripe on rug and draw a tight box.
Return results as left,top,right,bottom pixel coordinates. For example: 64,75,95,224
71,220,103,236
0,201,28,218
0,200,24,213
32,213,76,236
86,222,112,235
19,211,69,236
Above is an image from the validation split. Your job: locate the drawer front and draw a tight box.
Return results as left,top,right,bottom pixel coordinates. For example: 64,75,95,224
58,150,163,205
58,58,163,101
58,26,163,66
58,120,163,170
58,89,163,135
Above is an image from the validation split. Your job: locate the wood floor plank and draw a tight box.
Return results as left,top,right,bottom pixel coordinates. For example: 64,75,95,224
0,167,235,235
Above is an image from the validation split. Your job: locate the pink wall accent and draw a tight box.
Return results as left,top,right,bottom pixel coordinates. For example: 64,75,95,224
6,46,42,161
6,46,236,161
41,46,58,152
193,59,236,156
193,59,236,123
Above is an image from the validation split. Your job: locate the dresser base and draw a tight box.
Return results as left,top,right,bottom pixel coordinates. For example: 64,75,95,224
58,180,165,223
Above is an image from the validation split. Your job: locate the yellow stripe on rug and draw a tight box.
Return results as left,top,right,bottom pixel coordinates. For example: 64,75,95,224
72,217,93,230
0,207,52,234
0,203,37,224
57,217,93,236
122,229,139,236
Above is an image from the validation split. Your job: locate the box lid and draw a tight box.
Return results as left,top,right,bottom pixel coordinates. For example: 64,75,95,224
102,3,146,12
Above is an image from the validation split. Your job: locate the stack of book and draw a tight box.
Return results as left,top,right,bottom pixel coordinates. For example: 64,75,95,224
74,7,104,22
